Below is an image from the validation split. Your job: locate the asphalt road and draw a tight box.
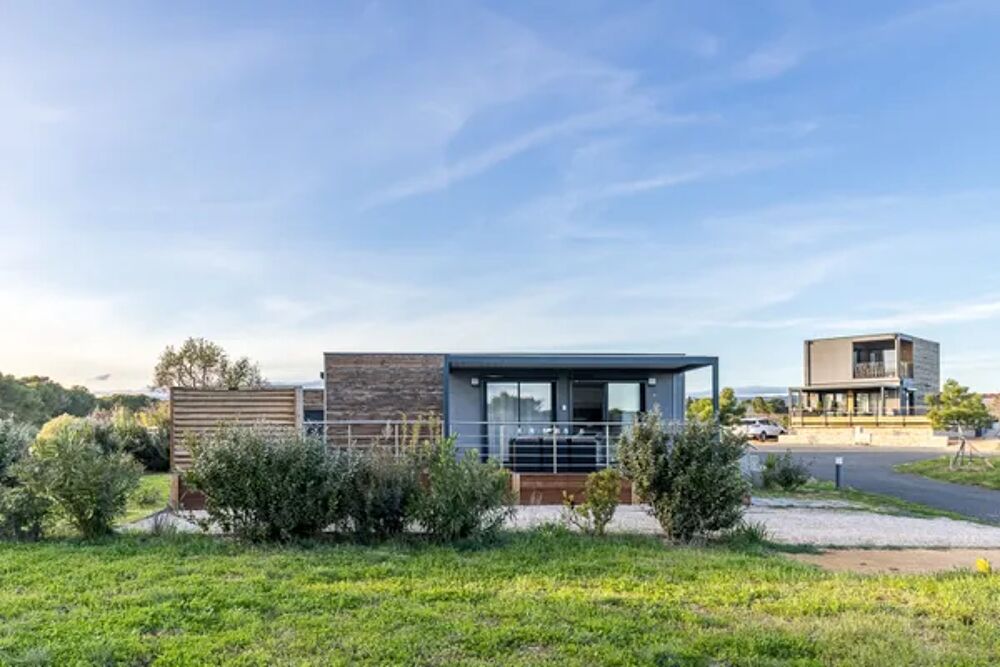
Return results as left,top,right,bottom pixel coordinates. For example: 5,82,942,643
754,445,1000,524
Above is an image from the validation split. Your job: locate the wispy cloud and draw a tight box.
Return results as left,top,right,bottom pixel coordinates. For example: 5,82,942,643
363,106,655,208
733,42,803,81
730,0,1000,84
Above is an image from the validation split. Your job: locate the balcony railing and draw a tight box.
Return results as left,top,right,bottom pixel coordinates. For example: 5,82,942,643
853,361,889,378
852,360,915,379
300,419,678,473
789,407,930,427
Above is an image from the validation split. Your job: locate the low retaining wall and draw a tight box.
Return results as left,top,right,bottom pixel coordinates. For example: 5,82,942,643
512,473,636,505
170,474,206,511
778,426,949,447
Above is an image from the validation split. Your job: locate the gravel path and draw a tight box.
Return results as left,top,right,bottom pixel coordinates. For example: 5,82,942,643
135,503,1000,548
513,504,1000,548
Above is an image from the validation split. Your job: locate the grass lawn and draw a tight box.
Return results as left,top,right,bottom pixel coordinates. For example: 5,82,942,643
121,473,172,524
2,531,1000,666
896,456,1000,491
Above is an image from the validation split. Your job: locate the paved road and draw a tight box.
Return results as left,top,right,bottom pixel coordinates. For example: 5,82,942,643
754,445,1000,524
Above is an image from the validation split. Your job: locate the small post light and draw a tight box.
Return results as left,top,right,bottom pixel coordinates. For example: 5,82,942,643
834,456,844,489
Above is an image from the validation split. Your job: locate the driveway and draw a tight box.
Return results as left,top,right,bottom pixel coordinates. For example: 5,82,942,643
756,444,1000,524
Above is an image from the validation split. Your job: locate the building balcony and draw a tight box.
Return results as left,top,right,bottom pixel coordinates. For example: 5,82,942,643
853,360,914,379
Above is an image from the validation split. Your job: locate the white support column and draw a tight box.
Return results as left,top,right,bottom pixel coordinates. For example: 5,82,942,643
711,359,720,422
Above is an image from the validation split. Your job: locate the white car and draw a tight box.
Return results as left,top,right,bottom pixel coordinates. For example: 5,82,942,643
736,418,786,441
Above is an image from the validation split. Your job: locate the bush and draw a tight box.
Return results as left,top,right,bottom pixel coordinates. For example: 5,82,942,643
414,437,515,542
0,485,50,541
37,414,117,454
761,450,810,491
720,520,772,552
108,407,169,472
341,450,420,541
619,410,749,541
185,426,344,541
0,418,36,483
562,468,621,536
18,422,142,538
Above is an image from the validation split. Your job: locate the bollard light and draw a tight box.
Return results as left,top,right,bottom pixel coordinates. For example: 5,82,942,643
834,456,843,490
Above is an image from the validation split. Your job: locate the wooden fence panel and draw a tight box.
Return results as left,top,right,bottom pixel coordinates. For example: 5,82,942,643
170,388,302,471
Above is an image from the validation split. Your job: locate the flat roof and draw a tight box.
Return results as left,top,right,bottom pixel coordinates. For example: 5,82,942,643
789,380,904,391
447,353,717,372
804,332,937,344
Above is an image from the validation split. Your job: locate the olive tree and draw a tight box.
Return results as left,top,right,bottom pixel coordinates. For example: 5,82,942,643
926,379,994,469
153,337,265,390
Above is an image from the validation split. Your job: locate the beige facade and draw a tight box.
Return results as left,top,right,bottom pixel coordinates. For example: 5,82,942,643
792,333,940,419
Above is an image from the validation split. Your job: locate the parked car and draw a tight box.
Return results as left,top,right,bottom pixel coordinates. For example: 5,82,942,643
735,418,786,441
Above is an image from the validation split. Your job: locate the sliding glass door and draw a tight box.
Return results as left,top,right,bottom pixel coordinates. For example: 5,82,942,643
486,381,553,461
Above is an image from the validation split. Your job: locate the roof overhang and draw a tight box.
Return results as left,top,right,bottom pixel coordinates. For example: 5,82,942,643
789,380,903,391
446,353,717,373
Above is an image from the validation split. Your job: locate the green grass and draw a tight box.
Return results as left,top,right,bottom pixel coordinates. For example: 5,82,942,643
121,473,171,524
2,531,1000,665
896,456,1000,491
753,480,970,521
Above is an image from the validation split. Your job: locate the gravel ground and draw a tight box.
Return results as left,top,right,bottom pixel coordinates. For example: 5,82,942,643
131,502,1000,547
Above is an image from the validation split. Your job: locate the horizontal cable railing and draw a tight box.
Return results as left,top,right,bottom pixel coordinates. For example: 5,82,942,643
298,419,681,473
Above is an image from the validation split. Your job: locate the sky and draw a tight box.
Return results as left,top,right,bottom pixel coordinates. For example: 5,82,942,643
2,1,1000,394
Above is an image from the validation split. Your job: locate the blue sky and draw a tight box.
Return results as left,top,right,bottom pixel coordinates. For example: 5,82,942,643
2,1,1000,393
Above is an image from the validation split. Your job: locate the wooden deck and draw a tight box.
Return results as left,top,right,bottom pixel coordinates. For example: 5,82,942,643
511,473,635,505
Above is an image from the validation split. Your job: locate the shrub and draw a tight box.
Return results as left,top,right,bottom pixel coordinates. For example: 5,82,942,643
720,520,772,552
0,418,36,483
185,426,343,541
36,414,117,454
761,450,810,491
19,422,142,538
0,485,50,541
619,410,749,541
108,407,169,472
414,437,515,542
562,468,622,536
341,450,420,541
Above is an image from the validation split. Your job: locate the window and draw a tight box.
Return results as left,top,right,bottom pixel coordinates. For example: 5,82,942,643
607,382,641,425
303,409,325,437
486,381,554,460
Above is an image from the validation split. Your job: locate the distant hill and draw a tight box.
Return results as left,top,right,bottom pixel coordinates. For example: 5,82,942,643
689,386,788,399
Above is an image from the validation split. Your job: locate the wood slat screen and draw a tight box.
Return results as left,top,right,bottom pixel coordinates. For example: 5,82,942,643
170,388,302,471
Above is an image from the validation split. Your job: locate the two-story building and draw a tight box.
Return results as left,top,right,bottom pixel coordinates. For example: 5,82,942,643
780,333,946,446
789,333,939,418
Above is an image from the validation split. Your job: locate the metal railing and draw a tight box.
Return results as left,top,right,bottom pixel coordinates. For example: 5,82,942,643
302,419,671,473
852,360,914,379
853,361,889,378
789,406,930,427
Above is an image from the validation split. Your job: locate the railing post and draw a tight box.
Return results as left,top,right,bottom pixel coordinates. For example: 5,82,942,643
394,422,400,458
552,423,558,474
347,424,352,452
605,423,611,469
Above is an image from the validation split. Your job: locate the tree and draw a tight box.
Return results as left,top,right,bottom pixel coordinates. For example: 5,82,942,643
0,373,96,426
153,337,265,390
925,379,994,469
96,393,158,412
686,387,745,426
